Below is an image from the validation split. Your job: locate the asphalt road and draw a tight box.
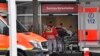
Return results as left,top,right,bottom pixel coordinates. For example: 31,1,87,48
0,55,5,56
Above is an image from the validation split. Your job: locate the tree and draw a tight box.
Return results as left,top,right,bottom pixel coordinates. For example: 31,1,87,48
33,0,39,34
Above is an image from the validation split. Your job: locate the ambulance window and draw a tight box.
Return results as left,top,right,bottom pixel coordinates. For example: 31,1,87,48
0,19,8,34
17,20,28,32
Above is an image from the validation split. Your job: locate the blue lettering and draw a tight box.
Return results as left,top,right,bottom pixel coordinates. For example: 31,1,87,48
88,19,95,24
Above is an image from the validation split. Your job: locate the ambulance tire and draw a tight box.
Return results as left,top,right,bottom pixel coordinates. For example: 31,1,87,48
6,49,27,56
17,51,25,56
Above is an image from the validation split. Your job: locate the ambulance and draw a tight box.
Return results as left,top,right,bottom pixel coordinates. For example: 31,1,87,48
40,2,100,54
78,4,100,53
0,3,48,56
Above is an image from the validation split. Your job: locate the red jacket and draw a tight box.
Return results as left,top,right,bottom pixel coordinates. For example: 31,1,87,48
42,27,58,39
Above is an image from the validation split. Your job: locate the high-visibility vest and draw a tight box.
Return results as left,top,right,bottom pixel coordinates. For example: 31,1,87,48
42,27,58,39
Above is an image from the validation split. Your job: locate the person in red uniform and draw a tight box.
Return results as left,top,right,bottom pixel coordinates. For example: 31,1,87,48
42,21,58,54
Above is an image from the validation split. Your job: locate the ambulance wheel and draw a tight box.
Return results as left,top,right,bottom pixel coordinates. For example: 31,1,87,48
17,51,25,56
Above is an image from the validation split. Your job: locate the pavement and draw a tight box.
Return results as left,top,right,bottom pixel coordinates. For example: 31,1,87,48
1,51,100,56
50,52,83,56
0,55,5,56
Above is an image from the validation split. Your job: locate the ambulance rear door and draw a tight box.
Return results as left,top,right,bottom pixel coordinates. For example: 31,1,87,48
83,7,99,46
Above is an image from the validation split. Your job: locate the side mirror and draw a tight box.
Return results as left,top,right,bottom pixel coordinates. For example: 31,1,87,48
3,26,9,35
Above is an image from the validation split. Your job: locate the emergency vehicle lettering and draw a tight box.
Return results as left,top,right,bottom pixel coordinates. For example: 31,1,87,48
87,13,95,24
88,19,95,24
85,10,97,29
84,7,98,42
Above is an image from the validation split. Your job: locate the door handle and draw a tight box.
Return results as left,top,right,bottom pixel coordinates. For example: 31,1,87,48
85,32,88,35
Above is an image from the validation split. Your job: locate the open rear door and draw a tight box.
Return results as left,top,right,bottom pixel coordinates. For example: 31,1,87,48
78,6,100,51
84,7,98,45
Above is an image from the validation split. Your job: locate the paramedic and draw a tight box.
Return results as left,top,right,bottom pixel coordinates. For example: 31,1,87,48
58,23,73,36
42,22,58,54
